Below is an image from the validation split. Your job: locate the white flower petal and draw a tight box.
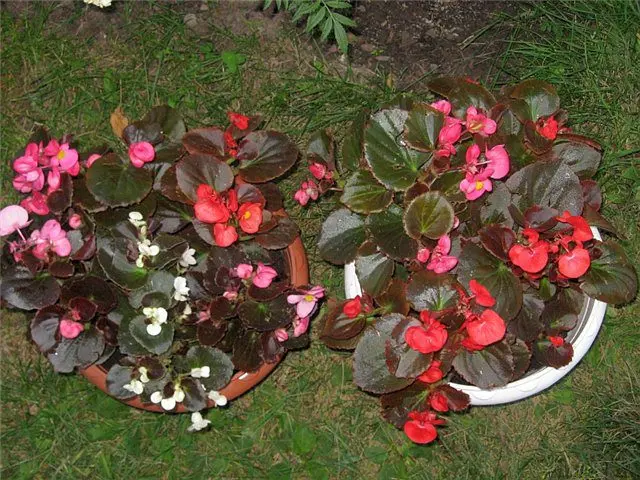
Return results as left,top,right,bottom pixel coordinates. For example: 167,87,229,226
150,391,163,404
161,397,176,411
146,322,162,336
208,391,228,407
173,388,185,403
139,367,150,383
155,308,168,324
148,245,160,256
200,366,210,378
129,211,143,221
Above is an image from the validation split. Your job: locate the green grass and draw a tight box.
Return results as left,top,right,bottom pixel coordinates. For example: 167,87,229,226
1,1,639,479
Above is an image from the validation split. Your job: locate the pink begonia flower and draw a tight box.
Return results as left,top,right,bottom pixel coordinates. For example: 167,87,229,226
484,145,510,179
13,170,45,193
438,117,463,145
45,140,80,176
426,235,458,274
293,180,319,206
31,219,72,259
59,319,84,339
416,248,431,263
435,143,456,158
430,100,452,116
47,167,61,191
453,216,460,229
223,289,238,301
293,316,310,337
287,286,324,318
459,169,493,201
465,106,497,136
234,263,253,279
309,162,330,181
13,151,45,193
129,142,155,168
0,205,30,237
20,191,50,216
274,328,289,342
253,263,278,289
68,214,82,229
86,153,102,168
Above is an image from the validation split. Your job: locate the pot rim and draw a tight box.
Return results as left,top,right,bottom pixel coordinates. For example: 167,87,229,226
81,234,309,413
343,227,606,406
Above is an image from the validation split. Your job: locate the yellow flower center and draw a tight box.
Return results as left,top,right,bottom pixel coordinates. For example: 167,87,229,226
304,294,315,302
57,150,65,160
243,211,252,220
475,181,484,190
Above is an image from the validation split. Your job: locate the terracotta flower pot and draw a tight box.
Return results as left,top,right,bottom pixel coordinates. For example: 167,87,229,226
81,235,309,413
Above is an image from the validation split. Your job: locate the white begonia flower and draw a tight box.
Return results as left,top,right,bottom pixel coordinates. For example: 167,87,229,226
143,307,168,336
138,366,150,384
173,276,190,302
123,379,144,395
128,211,145,228
84,0,112,8
183,304,192,316
208,390,228,407
190,366,210,378
150,385,185,411
179,247,197,268
188,412,211,432
136,239,160,268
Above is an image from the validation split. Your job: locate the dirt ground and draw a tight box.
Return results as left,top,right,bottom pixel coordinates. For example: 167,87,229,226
3,0,520,86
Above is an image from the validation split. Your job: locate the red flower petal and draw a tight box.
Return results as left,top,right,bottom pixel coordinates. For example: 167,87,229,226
469,279,495,307
404,420,438,444
558,247,591,278
405,321,448,354
466,309,506,346
417,360,443,383
429,392,449,413
237,202,263,234
227,112,249,130
342,296,362,319
548,336,564,347
509,243,549,273
194,198,230,224
213,223,238,247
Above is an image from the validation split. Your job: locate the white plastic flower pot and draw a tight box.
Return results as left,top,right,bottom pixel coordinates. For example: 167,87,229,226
344,228,607,406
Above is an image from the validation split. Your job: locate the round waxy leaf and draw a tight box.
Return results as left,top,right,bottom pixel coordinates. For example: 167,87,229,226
47,328,106,373
254,216,299,250
60,276,116,314
353,314,415,394
364,109,427,191
182,127,225,156
237,295,295,331
507,293,545,342
403,104,444,152
355,247,394,297
128,271,176,309
31,305,65,353
580,241,637,305
175,154,234,201
86,154,152,207
427,77,496,118
375,279,410,316
510,79,559,121
452,339,515,389
385,316,434,379
237,131,298,183
106,365,137,400
456,243,523,321
1,265,60,311
97,237,149,290
403,192,455,240
184,346,234,391
318,208,366,265
129,315,174,355
341,110,367,171
406,271,460,312
340,170,393,214
550,141,601,180
366,204,418,261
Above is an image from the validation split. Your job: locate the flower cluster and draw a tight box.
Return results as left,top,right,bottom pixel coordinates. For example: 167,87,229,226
194,184,263,247
293,157,335,207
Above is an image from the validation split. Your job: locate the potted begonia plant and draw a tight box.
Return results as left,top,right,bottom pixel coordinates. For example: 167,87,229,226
0,108,323,425
299,77,637,444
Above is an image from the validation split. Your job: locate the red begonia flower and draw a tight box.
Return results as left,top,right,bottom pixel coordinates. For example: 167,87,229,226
558,246,591,279
417,360,444,383
405,318,448,355
469,279,495,307
237,202,263,234
461,337,484,351
194,184,230,224
466,309,506,346
556,211,593,242
342,296,362,319
227,112,250,130
213,223,238,247
403,411,446,444
548,336,564,348
536,116,559,140
429,392,449,412
509,242,549,273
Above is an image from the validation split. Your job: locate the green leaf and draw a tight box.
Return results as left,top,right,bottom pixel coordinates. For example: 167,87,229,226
97,237,149,290
480,182,514,228
403,192,455,240
366,204,418,261
580,241,637,304
333,12,356,27
505,160,583,219
128,271,175,309
355,246,394,297
340,109,367,171
385,316,433,378
85,154,152,207
306,129,334,165
403,104,444,151
175,154,235,202
305,7,326,32
1,265,60,311
221,51,246,73
364,109,427,191
320,16,333,41
30,306,64,353
510,79,560,121
542,288,583,334
333,17,348,52
181,377,207,412
507,293,544,342
47,328,106,373
238,295,295,331
254,216,300,250
181,127,225,157
318,208,366,264
115,300,148,356
129,315,174,355
456,243,523,321
340,170,393,213
237,131,299,183
353,314,415,394
142,105,186,145
452,340,515,389
185,346,234,391
292,424,318,456
106,365,137,400
533,337,573,368
406,271,460,312
550,140,602,180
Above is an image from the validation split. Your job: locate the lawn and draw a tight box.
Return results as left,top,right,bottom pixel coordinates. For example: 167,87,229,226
1,1,638,479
